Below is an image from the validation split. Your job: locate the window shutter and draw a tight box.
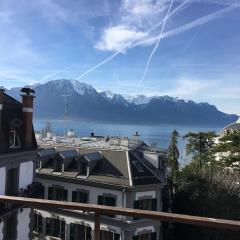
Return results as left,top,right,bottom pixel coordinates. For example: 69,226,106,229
46,218,51,235
134,200,139,209
70,224,75,240
114,233,120,240
60,221,66,240
39,215,43,233
33,214,37,232
48,187,53,200
98,196,103,205
151,198,157,211
86,227,92,240
72,191,77,202
151,232,157,240
80,192,88,203
63,189,68,201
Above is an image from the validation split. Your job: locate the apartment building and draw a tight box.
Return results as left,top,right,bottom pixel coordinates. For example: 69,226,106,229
34,136,167,240
0,88,39,240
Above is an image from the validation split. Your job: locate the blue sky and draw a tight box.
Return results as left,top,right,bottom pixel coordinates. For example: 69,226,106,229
0,0,240,115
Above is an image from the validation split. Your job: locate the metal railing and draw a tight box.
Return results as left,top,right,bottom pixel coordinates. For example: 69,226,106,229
0,195,240,240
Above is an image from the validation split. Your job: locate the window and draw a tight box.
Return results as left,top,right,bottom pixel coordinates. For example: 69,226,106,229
100,230,120,240
72,191,88,203
6,167,19,196
55,159,63,172
98,195,116,217
46,218,66,240
33,213,43,233
4,212,17,239
9,130,21,148
134,198,157,211
133,232,156,240
48,187,68,201
70,224,91,240
79,161,88,175
98,195,116,207
133,198,157,220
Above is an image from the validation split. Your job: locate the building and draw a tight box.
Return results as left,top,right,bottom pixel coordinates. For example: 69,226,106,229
34,135,167,240
220,117,240,136
214,117,240,170
0,88,38,239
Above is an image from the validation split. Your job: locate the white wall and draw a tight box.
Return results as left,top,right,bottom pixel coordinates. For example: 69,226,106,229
0,167,6,195
17,208,31,240
37,178,124,207
0,222,3,240
135,191,156,200
135,226,155,235
19,161,33,189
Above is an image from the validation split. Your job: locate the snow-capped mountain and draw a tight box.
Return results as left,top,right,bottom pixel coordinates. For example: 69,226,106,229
71,80,98,96
125,95,154,105
100,91,129,106
100,91,115,100
5,79,238,125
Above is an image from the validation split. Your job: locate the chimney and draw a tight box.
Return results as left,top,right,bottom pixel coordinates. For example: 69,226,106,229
21,88,35,149
133,131,140,141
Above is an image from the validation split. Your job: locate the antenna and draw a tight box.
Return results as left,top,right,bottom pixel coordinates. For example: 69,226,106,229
62,94,70,136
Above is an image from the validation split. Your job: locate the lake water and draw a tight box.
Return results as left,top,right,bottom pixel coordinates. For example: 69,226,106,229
34,119,222,165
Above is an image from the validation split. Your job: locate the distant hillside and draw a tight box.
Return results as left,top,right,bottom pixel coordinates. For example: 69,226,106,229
5,79,238,125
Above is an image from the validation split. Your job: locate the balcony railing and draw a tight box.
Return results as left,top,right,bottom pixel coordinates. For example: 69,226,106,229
0,195,240,240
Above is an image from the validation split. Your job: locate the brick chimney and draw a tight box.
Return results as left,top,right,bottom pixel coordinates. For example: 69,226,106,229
21,88,35,149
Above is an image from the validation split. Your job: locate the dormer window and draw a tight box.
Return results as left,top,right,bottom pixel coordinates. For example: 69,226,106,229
79,161,88,175
9,130,21,148
55,159,63,172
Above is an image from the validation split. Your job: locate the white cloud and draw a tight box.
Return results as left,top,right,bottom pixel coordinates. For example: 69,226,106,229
163,78,212,97
95,0,240,53
121,0,169,25
95,25,148,52
151,77,240,101
0,70,37,88
95,0,172,52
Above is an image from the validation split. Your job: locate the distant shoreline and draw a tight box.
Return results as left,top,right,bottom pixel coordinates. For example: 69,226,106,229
33,117,227,128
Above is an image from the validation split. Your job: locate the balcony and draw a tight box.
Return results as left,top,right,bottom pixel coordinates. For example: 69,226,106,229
0,195,239,240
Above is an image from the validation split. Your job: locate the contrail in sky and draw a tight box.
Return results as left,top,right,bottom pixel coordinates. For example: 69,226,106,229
135,0,174,95
74,0,238,82
40,1,238,83
136,5,238,47
39,1,188,82
74,1,189,81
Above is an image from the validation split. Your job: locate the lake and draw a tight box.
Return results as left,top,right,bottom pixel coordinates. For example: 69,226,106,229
33,119,222,166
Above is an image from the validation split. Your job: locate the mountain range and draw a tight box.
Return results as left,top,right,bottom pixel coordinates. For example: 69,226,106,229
3,79,238,125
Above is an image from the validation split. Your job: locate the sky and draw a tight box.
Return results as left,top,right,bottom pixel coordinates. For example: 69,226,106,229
0,0,240,115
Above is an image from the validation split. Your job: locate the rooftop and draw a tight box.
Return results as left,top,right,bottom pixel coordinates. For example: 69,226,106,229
36,136,165,188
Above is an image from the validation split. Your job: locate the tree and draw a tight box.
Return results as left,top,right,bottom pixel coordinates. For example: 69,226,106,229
172,166,240,240
183,131,216,168
213,131,240,170
167,130,180,179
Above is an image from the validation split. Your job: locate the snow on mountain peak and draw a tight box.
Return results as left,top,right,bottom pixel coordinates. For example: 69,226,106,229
123,94,154,105
100,91,114,99
70,80,97,96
